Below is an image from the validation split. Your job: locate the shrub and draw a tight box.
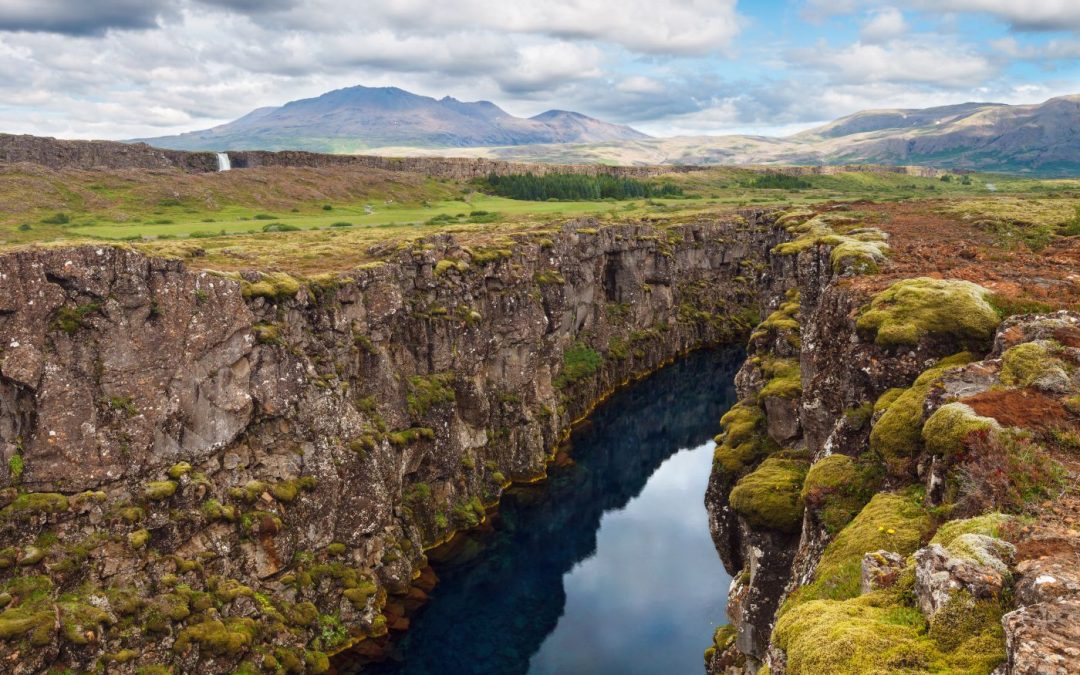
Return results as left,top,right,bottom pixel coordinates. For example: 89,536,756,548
262,222,300,232
40,212,70,225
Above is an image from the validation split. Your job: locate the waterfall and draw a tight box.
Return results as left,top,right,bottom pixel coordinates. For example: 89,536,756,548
216,152,231,172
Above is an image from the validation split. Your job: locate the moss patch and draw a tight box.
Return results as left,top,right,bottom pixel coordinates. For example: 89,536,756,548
999,341,1069,388
801,454,883,534
730,457,809,533
785,492,930,609
856,278,1000,349
554,342,603,389
869,352,975,478
921,402,999,461
930,513,1011,548
759,357,802,400
713,402,780,488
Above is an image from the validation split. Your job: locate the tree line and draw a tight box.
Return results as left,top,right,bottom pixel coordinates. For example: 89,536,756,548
482,172,684,201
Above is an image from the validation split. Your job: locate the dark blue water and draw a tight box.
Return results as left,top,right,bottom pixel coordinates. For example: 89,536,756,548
364,347,741,675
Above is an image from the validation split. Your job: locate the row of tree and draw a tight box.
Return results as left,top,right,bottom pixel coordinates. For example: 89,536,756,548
482,172,683,201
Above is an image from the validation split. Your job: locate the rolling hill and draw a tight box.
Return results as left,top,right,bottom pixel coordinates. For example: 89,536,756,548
367,95,1080,175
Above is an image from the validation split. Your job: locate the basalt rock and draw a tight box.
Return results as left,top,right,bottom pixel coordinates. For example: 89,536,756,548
0,215,782,672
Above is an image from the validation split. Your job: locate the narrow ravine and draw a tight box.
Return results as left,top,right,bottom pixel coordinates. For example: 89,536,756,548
361,347,743,675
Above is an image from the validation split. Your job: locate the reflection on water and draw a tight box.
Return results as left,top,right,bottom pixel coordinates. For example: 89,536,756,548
363,347,742,675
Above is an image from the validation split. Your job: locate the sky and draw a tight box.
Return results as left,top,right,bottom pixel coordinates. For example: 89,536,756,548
0,0,1077,140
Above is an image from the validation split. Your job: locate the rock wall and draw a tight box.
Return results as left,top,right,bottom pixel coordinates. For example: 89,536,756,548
0,214,783,672
0,133,700,178
704,211,1080,674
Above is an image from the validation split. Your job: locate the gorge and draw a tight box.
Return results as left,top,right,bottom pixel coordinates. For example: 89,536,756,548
0,202,1076,674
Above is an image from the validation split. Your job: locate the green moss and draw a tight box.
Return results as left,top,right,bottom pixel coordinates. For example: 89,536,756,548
830,235,888,275
775,593,933,675
53,301,102,334
143,480,178,501
750,293,801,348
1,492,69,520
228,479,268,503
201,499,237,522
759,357,802,399
343,580,378,608
927,591,1005,665
873,388,906,413
388,427,434,446
712,402,780,487
407,372,456,417
128,529,150,549
0,606,54,644
209,576,254,603
869,352,975,477
554,342,603,389
1000,341,1068,387
856,278,1000,348
326,542,347,556
7,454,24,482
921,402,999,461
174,617,257,656
785,492,930,609
801,454,883,534
270,476,318,503
241,272,301,300
252,323,283,345
452,496,487,529
167,462,192,479
730,457,809,532
933,514,1013,549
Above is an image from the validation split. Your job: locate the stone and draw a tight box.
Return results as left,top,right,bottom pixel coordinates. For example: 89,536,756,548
913,534,1015,618
1002,600,1080,675
860,550,905,594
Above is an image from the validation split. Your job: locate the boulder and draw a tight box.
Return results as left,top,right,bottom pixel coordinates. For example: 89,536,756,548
860,550,905,594
913,534,1015,618
1002,600,1080,675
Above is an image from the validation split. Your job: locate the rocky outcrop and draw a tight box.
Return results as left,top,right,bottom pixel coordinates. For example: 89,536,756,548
0,132,703,179
0,214,780,672
704,208,1080,675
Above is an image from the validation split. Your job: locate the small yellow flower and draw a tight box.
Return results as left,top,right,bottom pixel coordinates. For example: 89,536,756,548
878,526,885,532
887,528,896,535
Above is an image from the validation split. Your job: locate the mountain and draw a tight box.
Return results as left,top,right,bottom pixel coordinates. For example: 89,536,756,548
138,85,650,152
366,95,1080,176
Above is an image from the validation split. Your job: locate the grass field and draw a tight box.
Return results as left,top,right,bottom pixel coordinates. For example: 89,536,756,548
1,163,1077,273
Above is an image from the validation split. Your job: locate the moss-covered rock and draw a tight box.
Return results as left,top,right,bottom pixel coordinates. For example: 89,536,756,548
174,617,257,656
758,357,802,400
785,492,930,608
774,589,1004,675
921,402,999,461
801,454,883,534
712,402,780,486
869,352,975,477
856,278,1000,348
930,513,1011,548
729,457,809,533
999,341,1070,388
0,492,69,520
143,480,178,501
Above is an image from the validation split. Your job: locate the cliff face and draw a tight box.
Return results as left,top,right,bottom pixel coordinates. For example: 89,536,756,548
704,210,1080,674
0,133,700,179
0,215,781,672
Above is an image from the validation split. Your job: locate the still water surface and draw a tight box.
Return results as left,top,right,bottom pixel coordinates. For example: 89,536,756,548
366,347,741,675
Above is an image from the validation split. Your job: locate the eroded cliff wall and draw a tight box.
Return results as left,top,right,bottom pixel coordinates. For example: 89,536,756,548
0,215,782,672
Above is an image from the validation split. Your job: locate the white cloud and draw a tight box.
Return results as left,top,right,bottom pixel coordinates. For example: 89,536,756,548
795,38,997,87
860,8,908,43
922,0,1080,31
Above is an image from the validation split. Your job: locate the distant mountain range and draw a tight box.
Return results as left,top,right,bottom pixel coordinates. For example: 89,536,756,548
389,95,1080,175
138,85,649,152
140,89,1080,175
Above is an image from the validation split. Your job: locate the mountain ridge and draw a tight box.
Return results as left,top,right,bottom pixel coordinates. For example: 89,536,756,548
138,85,650,152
